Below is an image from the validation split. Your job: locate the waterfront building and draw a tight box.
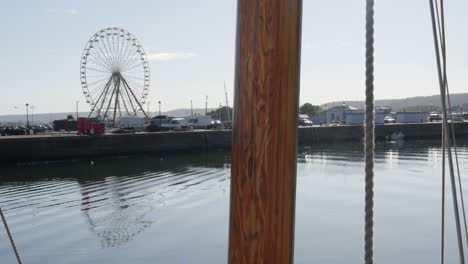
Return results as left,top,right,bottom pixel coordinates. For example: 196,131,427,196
345,111,385,125
324,104,361,123
396,112,429,123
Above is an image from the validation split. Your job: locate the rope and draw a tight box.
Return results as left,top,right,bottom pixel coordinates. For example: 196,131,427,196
364,0,375,263
0,207,23,264
435,1,446,262
441,120,446,264
434,0,468,260
435,0,468,254
429,0,465,262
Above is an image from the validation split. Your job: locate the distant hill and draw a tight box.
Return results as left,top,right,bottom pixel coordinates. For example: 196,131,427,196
323,93,468,112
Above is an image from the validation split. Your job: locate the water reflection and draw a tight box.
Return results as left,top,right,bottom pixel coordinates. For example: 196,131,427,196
0,151,231,250
1,141,468,263
298,140,462,163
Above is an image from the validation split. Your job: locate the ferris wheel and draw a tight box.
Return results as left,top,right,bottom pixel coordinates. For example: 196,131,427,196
80,27,150,123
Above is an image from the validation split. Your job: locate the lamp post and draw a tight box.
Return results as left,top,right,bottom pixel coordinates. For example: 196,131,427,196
25,103,29,128
205,96,208,115
219,103,223,121
190,100,193,116
30,105,35,125
158,101,161,116
324,104,328,125
342,102,346,124
76,101,79,119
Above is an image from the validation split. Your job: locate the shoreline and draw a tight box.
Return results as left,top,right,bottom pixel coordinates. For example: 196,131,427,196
1,122,467,163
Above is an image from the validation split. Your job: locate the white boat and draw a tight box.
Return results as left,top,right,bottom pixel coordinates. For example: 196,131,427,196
387,131,405,141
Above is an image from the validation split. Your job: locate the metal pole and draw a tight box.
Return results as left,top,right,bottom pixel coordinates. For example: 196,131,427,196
205,95,208,115
76,101,79,119
25,103,29,128
30,106,34,126
158,101,161,116
228,0,302,263
324,105,328,125
342,102,346,124
219,103,222,121
190,100,193,116
224,81,231,122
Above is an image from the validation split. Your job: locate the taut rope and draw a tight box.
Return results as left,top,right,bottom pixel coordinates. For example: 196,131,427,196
364,0,375,263
0,207,22,264
429,0,465,262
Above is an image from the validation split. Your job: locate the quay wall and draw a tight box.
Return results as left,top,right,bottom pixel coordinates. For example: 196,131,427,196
298,122,468,143
1,122,467,162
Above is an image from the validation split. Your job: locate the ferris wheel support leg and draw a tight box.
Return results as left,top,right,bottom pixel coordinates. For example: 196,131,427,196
112,78,121,123
89,76,114,119
95,77,114,119
122,77,148,117
103,76,119,122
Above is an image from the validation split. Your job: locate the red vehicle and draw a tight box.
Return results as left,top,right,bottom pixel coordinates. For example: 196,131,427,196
77,118,105,135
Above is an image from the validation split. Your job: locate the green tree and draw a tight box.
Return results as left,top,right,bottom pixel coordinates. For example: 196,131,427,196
299,103,322,116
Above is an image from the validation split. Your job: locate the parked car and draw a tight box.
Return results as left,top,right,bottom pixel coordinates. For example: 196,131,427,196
428,112,442,122
147,115,172,132
161,118,190,131
299,118,313,126
1,126,27,136
222,122,232,129
116,116,145,130
31,125,46,134
209,120,222,130
384,116,396,124
188,116,214,129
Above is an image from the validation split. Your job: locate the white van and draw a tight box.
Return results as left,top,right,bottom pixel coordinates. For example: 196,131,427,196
188,116,213,129
161,118,189,130
116,116,145,129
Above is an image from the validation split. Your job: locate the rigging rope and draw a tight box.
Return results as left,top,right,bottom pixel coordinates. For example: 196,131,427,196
436,0,468,252
0,207,22,264
364,0,375,263
429,0,465,262
441,121,446,264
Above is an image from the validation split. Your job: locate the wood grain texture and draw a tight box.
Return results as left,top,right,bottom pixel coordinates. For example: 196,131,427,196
228,0,302,263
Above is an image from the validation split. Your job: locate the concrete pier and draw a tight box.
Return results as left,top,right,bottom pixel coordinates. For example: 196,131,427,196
1,122,467,163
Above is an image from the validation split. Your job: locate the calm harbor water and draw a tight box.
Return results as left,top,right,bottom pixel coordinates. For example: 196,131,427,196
1,141,468,263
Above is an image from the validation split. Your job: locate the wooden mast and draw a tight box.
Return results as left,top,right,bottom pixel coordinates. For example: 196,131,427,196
228,0,303,263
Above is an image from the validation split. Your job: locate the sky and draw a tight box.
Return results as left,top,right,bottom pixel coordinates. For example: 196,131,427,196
0,0,467,115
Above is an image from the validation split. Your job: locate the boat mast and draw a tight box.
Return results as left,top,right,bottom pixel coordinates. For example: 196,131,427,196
228,0,302,263
224,81,231,122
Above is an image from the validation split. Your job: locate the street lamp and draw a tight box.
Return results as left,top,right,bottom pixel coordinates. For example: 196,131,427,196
342,102,346,124
324,104,328,125
30,105,35,125
25,103,29,128
190,100,193,116
205,96,208,115
76,101,79,119
219,103,223,121
158,101,161,116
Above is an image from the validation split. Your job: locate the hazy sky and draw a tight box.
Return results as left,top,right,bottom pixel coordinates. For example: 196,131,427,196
1,0,467,115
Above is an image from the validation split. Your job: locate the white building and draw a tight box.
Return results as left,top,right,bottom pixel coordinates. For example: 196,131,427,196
324,104,361,123
345,111,385,125
396,112,429,123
